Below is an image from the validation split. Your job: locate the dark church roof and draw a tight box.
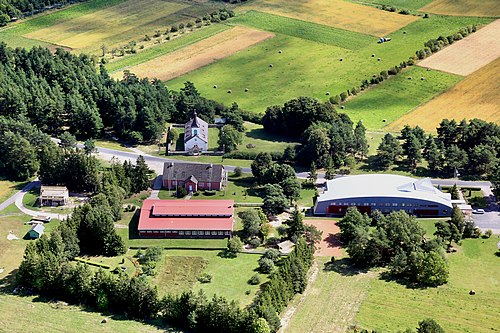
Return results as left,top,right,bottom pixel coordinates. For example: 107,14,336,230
184,112,208,143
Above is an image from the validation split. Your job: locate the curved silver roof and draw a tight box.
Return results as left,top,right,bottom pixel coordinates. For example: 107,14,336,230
317,174,452,208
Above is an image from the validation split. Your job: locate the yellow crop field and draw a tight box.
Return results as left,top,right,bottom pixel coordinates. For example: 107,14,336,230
113,26,275,81
420,0,500,17
388,57,500,132
238,0,418,36
25,0,188,51
418,19,500,76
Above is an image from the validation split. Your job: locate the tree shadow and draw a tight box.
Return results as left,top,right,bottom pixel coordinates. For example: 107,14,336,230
378,271,429,290
0,268,19,293
324,233,342,249
245,127,297,144
323,258,369,276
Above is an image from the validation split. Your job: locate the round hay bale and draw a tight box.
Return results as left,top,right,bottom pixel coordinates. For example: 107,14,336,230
427,68,431,71
382,119,387,122
421,77,425,80
408,76,412,80
278,50,282,54
339,58,343,61
227,90,232,94
213,85,217,88
371,54,375,57
101,318,108,324
340,105,345,109
377,58,381,61
269,64,273,68
326,92,330,96
469,290,476,295
373,74,377,78
245,88,249,92
403,31,407,34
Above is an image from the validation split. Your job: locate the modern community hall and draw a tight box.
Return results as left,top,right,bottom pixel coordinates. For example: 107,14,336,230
314,174,453,217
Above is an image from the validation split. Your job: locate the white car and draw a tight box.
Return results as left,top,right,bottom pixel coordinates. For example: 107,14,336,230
472,209,485,214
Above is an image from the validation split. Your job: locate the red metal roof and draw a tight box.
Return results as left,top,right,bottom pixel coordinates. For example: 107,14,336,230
138,199,234,231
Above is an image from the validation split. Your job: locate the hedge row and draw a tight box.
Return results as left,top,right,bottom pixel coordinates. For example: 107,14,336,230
74,257,111,269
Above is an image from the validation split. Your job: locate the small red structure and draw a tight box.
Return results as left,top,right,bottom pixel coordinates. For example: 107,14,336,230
138,199,234,238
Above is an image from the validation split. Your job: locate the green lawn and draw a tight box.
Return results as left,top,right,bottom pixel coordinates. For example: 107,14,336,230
154,249,264,306
166,14,490,118
107,23,230,73
356,237,500,332
0,179,28,205
94,139,133,152
343,66,462,129
230,10,373,50
464,188,487,208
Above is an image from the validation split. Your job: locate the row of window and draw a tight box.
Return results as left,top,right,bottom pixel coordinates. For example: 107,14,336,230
143,230,230,236
332,202,440,208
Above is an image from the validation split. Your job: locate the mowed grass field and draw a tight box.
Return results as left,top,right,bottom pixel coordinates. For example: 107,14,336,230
113,26,275,81
389,57,500,131
352,0,434,11
356,237,500,332
166,13,490,117
421,0,500,17
418,19,500,76
0,179,27,205
238,0,418,36
343,66,462,130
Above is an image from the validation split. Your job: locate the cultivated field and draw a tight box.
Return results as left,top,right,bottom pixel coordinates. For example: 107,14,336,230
285,257,377,333
389,57,500,131
421,0,500,17
238,0,418,36
343,66,461,130
113,26,274,81
353,0,434,11
418,19,500,76
166,14,490,115
356,237,500,332
305,219,342,257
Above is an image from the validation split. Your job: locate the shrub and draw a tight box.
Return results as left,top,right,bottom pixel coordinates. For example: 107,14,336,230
399,9,410,15
263,248,281,262
198,273,212,283
203,190,216,196
484,230,493,238
176,186,187,198
233,166,242,177
258,257,275,274
248,273,261,285
248,237,262,248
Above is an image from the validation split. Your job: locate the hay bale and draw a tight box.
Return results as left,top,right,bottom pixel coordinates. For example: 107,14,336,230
339,58,343,61
371,54,375,57
213,85,217,88
278,50,282,54
326,92,330,96
245,88,249,92
101,318,108,324
382,119,387,122
269,64,273,68
377,58,381,61
408,76,412,80
227,90,232,94
469,290,476,295
340,105,345,109
421,77,425,80
403,31,407,34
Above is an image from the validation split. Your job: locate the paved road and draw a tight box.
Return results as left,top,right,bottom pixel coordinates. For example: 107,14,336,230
0,180,38,212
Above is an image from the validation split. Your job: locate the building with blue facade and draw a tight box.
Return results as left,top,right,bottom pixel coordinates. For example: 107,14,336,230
314,174,452,217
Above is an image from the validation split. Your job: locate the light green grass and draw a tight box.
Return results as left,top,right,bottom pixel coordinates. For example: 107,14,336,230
343,66,462,129
352,0,434,11
107,24,230,72
156,249,264,305
0,179,27,205
153,255,208,296
167,155,253,168
356,237,500,332
166,15,490,116
239,122,298,153
0,294,166,333
94,139,132,152
231,10,373,50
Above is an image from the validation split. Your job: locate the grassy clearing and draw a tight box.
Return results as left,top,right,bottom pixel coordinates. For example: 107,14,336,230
420,0,500,17
352,0,434,11
286,258,377,333
390,57,500,132
0,179,27,205
356,237,500,332
167,15,490,116
153,255,208,296
155,249,263,305
238,0,418,36
343,66,462,130
115,210,228,249
94,139,132,152
0,294,166,333
230,10,373,50
107,24,230,73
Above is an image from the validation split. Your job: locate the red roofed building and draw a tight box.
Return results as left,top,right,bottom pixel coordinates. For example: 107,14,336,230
138,199,234,238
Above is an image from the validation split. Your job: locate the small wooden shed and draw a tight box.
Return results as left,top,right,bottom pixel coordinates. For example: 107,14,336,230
28,224,45,239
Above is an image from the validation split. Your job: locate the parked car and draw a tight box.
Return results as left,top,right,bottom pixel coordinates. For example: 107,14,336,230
472,209,485,214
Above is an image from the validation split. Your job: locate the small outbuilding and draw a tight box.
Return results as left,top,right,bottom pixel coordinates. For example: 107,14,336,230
28,224,45,239
40,186,69,207
278,240,295,254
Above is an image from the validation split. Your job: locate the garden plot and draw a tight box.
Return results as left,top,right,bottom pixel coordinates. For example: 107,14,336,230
417,19,500,76
113,26,274,81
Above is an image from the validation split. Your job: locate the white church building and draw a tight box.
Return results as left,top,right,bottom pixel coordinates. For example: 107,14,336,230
184,112,208,154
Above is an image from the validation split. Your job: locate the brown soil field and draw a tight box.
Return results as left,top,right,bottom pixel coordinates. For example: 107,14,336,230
305,219,343,257
420,0,500,17
113,26,275,81
388,57,500,132
417,19,500,76
238,0,418,37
